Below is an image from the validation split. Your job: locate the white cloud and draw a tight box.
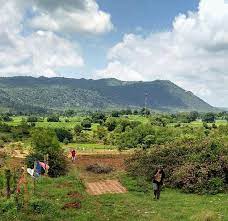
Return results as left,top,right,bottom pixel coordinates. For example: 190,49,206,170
96,0,228,106
28,0,113,35
0,0,94,77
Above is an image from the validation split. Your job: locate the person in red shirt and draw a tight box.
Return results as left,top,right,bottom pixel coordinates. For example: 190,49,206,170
71,149,76,162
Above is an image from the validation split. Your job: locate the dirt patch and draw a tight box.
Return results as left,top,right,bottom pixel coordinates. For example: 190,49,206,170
67,191,83,199
74,154,127,171
62,201,81,210
86,164,113,174
86,179,127,195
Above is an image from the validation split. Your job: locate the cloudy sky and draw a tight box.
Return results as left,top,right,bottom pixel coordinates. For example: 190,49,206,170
0,0,228,107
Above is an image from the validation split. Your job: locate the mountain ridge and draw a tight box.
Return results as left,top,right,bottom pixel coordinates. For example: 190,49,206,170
0,76,216,113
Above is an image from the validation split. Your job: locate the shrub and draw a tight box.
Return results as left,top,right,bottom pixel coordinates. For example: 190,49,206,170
126,139,228,194
0,139,4,148
202,113,215,123
26,128,68,177
55,128,73,143
91,112,106,123
48,151,68,177
2,115,13,122
63,138,69,145
0,123,11,133
47,115,59,122
105,117,117,131
81,118,92,129
27,116,38,122
74,124,83,135
86,164,113,174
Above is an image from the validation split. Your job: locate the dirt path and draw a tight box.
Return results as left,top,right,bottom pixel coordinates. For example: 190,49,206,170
72,153,129,195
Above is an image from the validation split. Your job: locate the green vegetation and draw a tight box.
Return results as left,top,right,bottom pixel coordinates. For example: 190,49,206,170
126,138,228,194
0,173,227,221
0,76,217,113
0,110,227,220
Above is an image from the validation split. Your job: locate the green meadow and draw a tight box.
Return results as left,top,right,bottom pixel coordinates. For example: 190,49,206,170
0,170,227,221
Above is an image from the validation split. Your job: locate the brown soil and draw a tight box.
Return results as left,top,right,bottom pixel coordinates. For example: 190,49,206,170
62,201,81,210
86,179,127,195
67,191,83,199
74,154,127,171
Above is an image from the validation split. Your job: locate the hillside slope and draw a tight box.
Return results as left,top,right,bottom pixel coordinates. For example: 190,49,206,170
0,76,215,112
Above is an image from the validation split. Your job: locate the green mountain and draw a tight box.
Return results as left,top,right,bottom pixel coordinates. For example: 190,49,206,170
0,76,215,113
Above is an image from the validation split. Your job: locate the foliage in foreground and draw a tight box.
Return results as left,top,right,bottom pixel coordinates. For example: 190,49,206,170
126,138,228,194
0,173,227,221
25,128,68,177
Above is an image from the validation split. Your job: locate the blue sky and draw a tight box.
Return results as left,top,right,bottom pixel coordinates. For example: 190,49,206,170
1,0,228,106
76,0,199,77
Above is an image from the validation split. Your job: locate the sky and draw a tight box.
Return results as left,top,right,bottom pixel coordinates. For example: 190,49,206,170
0,0,228,107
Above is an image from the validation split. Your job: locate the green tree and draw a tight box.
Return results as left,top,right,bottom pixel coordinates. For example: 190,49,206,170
55,128,73,143
27,116,38,122
81,117,92,129
31,128,60,154
94,125,108,140
105,117,117,131
47,115,60,122
91,112,106,124
27,128,68,177
187,111,199,122
64,109,75,117
202,113,215,123
74,124,83,135
143,135,156,149
111,111,120,118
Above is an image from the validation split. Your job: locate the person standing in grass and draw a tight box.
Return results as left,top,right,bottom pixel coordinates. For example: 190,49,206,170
71,149,76,162
152,167,165,200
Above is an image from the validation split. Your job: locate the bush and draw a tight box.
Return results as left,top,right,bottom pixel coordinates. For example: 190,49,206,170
126,139,228,194
74,124,83,135
0,123,11,133
27,116,38,122
81,118,92,129
47,115,59,122
55,128,73,143
2,115,13,122
63,138,69,145
26,128,68,177
86,164,113,174
0,139,4,148
202,113,215,123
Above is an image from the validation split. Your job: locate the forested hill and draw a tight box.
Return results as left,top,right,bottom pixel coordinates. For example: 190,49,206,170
0,76,215,113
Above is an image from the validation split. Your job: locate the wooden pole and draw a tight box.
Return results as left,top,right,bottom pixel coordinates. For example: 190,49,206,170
23,165,29,210
33,161,36,195
44,154,49,176
5,169,11,199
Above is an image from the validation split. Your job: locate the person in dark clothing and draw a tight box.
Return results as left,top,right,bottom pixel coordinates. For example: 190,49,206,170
152,168,165,200
71,149,76,162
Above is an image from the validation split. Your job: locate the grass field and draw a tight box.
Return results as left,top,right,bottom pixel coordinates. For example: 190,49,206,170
0,166,227,221
7,116,227,130
63,143,117,152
